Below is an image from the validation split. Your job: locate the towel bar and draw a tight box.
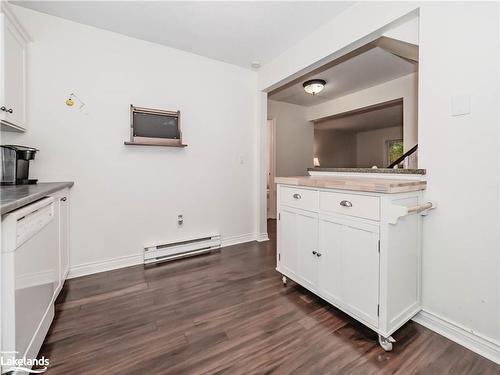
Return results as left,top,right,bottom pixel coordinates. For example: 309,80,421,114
388,201,436,225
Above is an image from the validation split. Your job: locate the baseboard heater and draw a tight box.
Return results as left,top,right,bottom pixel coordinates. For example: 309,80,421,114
143,234,221,264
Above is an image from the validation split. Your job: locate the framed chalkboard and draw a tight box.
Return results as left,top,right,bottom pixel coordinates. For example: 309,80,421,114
125,105,187,147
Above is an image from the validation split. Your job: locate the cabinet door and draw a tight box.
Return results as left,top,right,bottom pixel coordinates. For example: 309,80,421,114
59,196,70,281
278,208,299,277
295,210,318,291
317,217,343,306
342,223,380,327
2,14,27,129
278,207,318,290
318,215,380,327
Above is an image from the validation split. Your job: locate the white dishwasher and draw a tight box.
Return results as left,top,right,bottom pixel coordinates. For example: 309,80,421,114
1,197,59,372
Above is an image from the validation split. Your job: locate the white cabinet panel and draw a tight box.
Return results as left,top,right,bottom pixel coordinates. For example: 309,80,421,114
341,223,380,327
320,190,380,221
1,4,30,131
279,186,318,212
278,208,299,278
278,207,318,291
295,211,318,291
59,196,70,281
317,218,343,306
319,216,380,327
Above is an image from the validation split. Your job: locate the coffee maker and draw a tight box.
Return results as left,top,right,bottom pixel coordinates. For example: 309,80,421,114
1,145,38,185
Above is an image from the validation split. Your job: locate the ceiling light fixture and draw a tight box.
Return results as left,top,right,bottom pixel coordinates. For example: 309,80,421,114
303,79,326,95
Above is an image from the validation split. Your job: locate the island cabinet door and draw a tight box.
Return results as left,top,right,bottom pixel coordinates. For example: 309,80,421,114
318,215,380,328
295,210,318,291
278,208,299,278
278,207,318,289
317,217,343,307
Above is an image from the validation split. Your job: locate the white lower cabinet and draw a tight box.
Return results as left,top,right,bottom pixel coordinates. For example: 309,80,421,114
278,207,318,291
277,184,424,351
319,216,380,327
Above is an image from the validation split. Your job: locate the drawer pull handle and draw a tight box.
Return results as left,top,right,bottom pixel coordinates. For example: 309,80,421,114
340,200,353,208
293,193,302,200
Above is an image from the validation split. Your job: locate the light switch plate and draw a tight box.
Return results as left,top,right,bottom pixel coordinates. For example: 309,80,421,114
451,94,471,116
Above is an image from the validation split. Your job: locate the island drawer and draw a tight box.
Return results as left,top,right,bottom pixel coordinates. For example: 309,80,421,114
319,191,380,221
279,186,318,211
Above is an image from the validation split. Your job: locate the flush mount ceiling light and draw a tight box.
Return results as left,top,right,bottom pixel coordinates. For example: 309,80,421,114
303,79,326,95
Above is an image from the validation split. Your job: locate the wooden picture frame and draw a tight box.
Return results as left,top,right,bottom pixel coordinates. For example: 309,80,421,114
124,105,187,147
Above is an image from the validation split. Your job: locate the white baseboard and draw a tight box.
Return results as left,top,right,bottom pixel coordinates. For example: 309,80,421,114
413,310,500,364
69,232,263,279
68,253,143,279
256,233,269,242
221,233,258,247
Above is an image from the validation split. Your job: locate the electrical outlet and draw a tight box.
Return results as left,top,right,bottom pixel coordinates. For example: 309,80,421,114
177,214,183,226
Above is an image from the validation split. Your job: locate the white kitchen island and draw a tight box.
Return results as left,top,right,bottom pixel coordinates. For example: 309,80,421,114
275,175,431,351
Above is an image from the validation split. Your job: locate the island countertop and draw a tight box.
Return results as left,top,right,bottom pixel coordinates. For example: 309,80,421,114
275,176,426,193
1,182,74,215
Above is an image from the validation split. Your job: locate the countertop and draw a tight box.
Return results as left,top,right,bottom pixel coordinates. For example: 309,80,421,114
1,182,74,215
308,167,426,175
275,176,426,193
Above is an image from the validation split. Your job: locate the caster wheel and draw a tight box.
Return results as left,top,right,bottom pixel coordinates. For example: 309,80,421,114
282,275,287,286
378,334,395,351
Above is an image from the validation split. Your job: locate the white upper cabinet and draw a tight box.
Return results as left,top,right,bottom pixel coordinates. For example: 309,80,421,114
1,3,31,132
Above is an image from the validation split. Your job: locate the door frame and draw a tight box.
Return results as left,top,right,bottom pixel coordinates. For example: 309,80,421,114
267,118,277,219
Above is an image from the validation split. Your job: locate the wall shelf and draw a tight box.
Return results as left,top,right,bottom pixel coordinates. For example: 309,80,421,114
124,141,187,147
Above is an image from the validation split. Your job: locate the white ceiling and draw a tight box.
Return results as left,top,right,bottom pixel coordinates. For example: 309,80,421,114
12,1,354,69
315,102,403,132
269,47,417,106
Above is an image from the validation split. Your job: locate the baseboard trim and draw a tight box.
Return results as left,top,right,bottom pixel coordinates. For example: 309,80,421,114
256,233,269,242
68,253,143,279
413,310,500,364
69,232,262,279
221,233,258,247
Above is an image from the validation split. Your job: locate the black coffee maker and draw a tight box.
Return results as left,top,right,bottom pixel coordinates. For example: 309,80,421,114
0,145,38,185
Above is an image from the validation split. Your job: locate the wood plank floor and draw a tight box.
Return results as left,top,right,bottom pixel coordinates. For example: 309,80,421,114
37,220,499,374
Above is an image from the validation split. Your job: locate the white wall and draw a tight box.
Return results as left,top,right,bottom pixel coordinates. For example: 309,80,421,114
356,126,403,168
2,6,259,273
258,1,500,362
267,100,313,177
418,1,500,350
307,73,417,154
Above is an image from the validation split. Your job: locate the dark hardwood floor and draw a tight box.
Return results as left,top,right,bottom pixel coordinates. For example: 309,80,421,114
38,220,499,374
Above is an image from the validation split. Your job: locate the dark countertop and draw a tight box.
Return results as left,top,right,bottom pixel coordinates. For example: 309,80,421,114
308,167,426,175
1,182,74,215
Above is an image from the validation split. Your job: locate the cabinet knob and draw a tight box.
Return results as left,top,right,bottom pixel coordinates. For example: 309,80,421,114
316,252,322,257
0,106,6,112
293,193,301,200
340,200,353,207
7,108,13,114
60,197,67,202
312,250,317,255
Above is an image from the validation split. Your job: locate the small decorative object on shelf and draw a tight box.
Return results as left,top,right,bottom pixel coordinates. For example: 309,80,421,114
124,105,187,147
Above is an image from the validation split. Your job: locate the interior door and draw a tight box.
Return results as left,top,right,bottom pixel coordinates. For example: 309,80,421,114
295,210,318,291
341,221,380,327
